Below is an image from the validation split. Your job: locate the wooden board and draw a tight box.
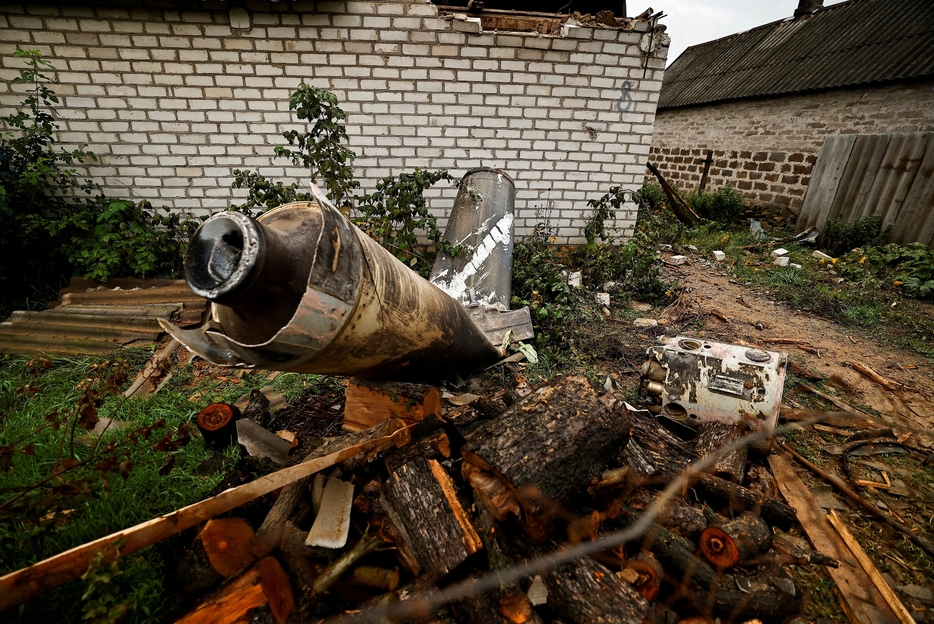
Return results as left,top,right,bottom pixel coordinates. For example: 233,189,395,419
768,453,900,624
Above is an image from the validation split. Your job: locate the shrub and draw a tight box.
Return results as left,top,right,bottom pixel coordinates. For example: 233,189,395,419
688,185,745,224
820,214,893,257
0,48,198,300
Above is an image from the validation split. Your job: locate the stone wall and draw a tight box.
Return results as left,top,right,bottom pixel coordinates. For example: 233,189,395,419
0,0,668,244
648,79,934,214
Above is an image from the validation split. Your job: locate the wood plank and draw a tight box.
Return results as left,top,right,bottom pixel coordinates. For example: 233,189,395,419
827,510,915,624
890,132,934,246
767,453,899,624
835,134,891,221
798,134,857,232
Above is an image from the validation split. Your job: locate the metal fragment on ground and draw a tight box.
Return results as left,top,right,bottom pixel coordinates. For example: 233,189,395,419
236,419,293,465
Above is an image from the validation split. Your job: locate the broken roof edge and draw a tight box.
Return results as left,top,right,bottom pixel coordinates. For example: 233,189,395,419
656,73,934,113
440,7,663,34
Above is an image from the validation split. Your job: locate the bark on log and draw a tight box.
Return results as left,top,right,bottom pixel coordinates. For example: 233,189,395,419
381,456,483,582
543,551,649,623
694,574,802,624
619,414,699,480
278,521,318,596
462,376,632,541
384,430,451,475
699,513,772,568
690,473,797,531
344,378,441,431
694,421,749,484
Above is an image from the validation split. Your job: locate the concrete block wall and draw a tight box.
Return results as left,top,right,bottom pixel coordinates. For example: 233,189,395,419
648,80,934,214
0,0,668,244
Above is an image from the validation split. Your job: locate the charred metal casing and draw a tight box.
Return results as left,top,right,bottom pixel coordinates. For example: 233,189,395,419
429,168,515,310
160,201,502,380
640,337,787,450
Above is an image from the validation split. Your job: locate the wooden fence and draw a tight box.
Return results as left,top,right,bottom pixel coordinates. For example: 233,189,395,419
796,132,934,247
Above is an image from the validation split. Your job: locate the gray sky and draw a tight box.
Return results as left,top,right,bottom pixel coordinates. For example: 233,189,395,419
657,0,849,65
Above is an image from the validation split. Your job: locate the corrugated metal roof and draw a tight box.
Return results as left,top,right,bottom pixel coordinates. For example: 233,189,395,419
659,0,934,109
0,279,206,357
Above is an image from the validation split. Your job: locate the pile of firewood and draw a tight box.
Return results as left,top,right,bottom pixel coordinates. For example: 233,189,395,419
172,375,817,624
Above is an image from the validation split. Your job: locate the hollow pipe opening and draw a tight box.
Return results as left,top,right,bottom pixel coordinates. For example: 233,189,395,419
184,212,264,303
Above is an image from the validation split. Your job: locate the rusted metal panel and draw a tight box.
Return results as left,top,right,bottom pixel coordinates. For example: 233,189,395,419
164,200,502,380
640,337,787,450
659,0,934,110
0,286,207,357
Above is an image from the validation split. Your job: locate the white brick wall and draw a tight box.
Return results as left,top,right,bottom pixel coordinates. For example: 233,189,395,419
0,0,667,243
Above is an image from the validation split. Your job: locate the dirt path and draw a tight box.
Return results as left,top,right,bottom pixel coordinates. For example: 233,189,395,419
656,256,934,448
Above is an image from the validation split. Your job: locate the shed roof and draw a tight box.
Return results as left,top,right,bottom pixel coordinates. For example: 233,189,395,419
658,0,934,110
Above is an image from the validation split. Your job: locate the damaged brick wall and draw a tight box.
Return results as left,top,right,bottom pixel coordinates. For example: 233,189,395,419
648,79,934,215
0,0,667,245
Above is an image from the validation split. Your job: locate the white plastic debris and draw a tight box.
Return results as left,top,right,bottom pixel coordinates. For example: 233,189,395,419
666,255,688,266
686,245,698,252
712,250,726,262
633,318,659,329
567,271,582,288
790,263,802,269
306,476,355,549
812,250,832,260
770,248,789,258
595,292,611,307
773,256,790,267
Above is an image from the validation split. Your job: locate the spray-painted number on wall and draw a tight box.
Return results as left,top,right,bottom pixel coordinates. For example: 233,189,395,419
616,80,633,113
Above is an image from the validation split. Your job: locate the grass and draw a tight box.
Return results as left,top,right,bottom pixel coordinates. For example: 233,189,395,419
0,348,337,623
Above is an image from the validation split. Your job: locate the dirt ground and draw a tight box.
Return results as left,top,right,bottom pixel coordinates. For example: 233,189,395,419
656,255,934,448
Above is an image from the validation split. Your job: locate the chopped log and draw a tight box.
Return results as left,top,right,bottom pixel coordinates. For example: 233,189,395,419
250,417,409,557
175,564,266,624
620,413,699,480
699,513,772,568
639,522,718,590
695,573,802,623
200,518,256,576
381,456,483,581
0,425,409,612
623,551,663,601
343,378,441,431
693,421,750,484
312,532,386,595
690,473,797,531
196,403,240,449
278,521,317,596
385,430,451,475
347,565,400,591
543,549,649,623
257,556,294,624
462,376,632,541
629,489,708,540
